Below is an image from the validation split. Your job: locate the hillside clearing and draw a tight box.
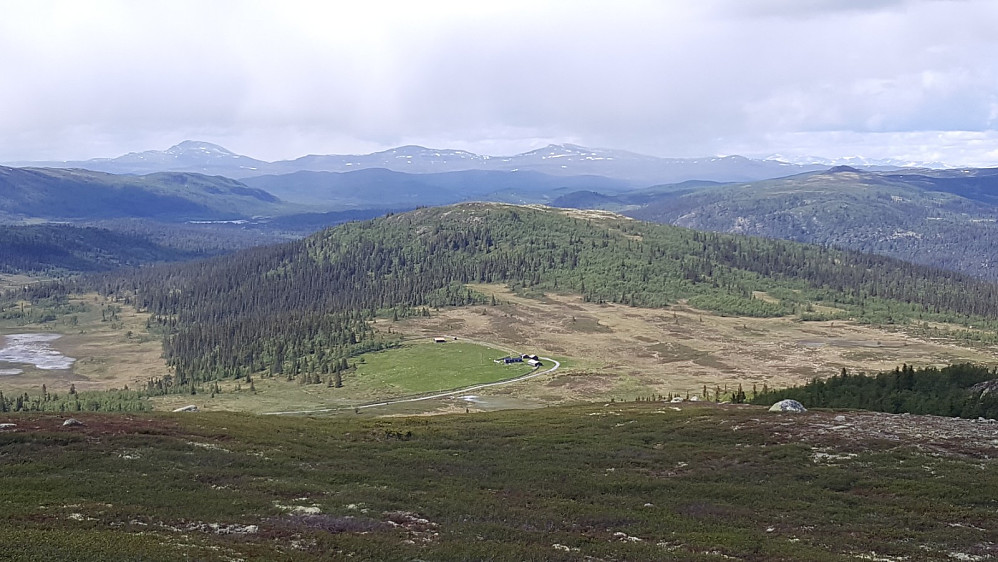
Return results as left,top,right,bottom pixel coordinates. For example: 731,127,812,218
0,274,39,292
395,284,998,402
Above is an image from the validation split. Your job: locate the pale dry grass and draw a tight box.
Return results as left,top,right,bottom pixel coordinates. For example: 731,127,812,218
0,294,166,395
0,273,43,292
5,285,998,412
151,377,327,414
395,284,998,401
548,206,633,222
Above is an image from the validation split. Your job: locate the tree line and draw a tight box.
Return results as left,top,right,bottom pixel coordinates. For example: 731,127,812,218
751,363,998,419
0,386,150,413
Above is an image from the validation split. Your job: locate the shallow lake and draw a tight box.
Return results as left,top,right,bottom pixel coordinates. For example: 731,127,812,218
0,333,76,375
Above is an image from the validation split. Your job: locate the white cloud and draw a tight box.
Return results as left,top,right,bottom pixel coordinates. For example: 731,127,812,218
737,130,998,167
0,0,996,165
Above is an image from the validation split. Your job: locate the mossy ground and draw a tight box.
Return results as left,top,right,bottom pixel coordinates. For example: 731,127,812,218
1,403,996,561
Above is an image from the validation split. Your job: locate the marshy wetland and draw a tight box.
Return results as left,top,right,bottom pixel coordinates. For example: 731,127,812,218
0,333,76,374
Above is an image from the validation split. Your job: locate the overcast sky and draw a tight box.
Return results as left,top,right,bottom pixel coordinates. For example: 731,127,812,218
2,0,996,165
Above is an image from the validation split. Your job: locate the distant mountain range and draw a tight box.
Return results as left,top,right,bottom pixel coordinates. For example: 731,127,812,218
0,163,633,220
6,140,998,281
6,140,841,185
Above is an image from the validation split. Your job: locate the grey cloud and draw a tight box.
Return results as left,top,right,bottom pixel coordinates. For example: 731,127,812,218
718,0,915,19
0,0,996,166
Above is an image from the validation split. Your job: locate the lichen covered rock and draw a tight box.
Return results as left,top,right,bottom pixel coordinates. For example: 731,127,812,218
769,399,806,413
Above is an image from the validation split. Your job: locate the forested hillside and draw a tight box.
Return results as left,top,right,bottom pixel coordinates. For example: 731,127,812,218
0,225,199,272
623,167,998,279
35,203,998,390
0,165,285,221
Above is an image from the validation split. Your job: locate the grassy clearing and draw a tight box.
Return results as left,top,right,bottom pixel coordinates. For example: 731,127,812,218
347,340,523,395
0,404,995,560
0,274,42,292
395,284,998,403
150,340,555,415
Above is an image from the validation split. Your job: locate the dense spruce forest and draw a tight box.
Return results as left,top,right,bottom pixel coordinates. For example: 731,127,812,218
752,363,998,419
0,224,199,273
15,203,998,391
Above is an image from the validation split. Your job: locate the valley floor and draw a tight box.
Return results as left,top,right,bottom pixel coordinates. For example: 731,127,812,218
4,288,998,416
394,284,998,404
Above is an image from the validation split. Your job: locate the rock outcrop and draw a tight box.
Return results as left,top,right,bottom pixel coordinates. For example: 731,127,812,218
769,399,807,413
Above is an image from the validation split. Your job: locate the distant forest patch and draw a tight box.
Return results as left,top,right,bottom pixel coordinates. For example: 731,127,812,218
752,363,998,419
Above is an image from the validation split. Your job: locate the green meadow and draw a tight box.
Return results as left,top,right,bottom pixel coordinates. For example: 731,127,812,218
348,340,527,395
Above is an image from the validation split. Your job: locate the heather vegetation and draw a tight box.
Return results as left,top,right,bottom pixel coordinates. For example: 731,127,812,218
1,404,995,561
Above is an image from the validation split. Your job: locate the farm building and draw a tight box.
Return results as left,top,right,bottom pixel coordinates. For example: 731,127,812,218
433,337,447,343
494,356,523,365
527,359,542,367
